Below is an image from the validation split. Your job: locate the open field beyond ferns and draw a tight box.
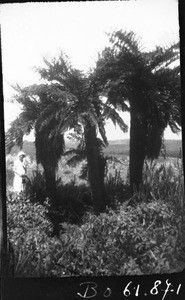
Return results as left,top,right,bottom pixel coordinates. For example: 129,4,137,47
9,139,182,161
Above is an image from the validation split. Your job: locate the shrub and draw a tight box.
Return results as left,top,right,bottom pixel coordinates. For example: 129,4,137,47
26,168,47,205
142,159,184,212
52,200,184,276
105,170,131,208
56,181,92,224
7,193,55,277
6,156,185,277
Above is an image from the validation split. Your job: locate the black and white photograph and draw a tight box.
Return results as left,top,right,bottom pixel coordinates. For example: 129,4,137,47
1,0,185,284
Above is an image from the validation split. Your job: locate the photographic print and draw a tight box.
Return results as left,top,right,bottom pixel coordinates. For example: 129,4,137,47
1,0,185,288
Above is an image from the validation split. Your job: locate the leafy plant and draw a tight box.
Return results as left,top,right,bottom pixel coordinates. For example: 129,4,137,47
52,199,184,276
7,193,55,277
142,158,184,211
6,153,185,277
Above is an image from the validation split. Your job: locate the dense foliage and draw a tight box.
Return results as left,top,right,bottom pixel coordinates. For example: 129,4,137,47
7,194,54,277
6,30,181,213
53,200,183,276
6,55,128,214
4,29,183,277
95,30,181,190
6,156,185,277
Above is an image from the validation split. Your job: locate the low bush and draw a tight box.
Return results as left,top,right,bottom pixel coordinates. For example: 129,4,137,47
6,156,185,277
56,181,92,224
7,193,56,277
52,200,184,276
26,168,47,205
105,170,131,208
7,194,185,277
142,159,184,211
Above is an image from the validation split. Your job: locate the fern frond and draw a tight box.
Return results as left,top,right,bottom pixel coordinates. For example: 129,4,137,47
5,113,35,153
148,42,180,71
66,153,86,167
64,148,86,157
103,105,128,133
110,30,142,55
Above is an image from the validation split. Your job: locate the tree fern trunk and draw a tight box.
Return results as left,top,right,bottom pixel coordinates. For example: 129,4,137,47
84,123,106,213
129,104,146,194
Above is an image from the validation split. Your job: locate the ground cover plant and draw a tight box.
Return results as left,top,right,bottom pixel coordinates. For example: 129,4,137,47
6,152,185,277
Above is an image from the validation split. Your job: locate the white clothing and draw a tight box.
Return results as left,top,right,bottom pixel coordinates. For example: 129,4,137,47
13,159,26,193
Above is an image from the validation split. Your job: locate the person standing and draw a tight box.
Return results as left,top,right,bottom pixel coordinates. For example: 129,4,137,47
13,151,27,193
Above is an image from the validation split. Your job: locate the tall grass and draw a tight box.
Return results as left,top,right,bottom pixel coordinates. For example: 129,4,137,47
142,158,184,211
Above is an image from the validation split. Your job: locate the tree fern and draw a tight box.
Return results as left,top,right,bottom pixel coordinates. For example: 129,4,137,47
95,29,181,191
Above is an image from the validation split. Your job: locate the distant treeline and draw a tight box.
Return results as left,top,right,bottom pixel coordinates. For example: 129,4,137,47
9,139,182,160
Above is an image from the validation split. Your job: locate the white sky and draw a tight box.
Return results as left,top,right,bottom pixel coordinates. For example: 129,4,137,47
0,0,182,141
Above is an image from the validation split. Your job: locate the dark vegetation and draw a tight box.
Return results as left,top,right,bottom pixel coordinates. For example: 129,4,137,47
5,30,184,276
6,156,185,276
6,30,181,212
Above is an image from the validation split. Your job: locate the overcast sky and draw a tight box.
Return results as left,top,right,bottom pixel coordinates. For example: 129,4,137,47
0,0,181,140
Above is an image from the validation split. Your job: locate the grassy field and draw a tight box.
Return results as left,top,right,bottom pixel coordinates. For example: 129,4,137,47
105,139,182,158
10,138,182,161
6,138,183,191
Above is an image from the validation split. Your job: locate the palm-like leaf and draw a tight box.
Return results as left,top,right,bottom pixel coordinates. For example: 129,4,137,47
97,30,181,152
102,104,128,133
6,48,129,210
95,30,181,190
64,148,86,167
109,30,142,55
5,112,35,154
146,42,180,71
